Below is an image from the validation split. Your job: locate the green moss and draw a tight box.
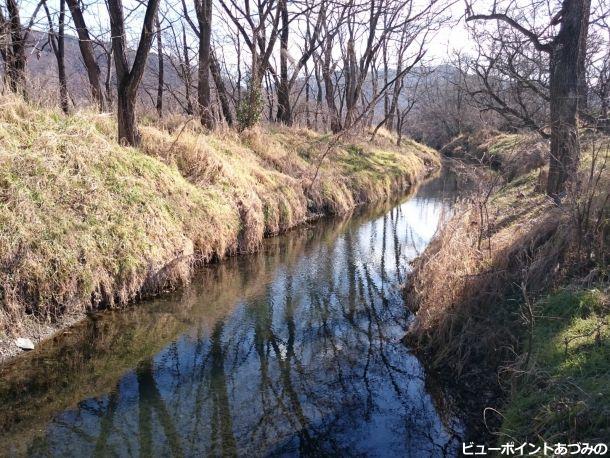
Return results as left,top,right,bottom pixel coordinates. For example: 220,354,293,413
501,287,610,443
487,134,521,157
340,146,372,173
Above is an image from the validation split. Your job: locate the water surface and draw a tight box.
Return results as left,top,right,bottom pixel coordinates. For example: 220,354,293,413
0,171,461,457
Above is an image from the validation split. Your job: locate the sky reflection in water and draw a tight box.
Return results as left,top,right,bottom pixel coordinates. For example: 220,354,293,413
2,171,462,457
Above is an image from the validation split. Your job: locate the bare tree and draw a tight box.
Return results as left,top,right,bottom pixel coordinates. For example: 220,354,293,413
180,0,233,124
464,31,549,135
165,17,195,114
275,0,325,125
107,0,161,145
65,0,105,110
0,0,28,96
316,2,344,133
155,11,164,117
42,0,69,113
403,53,492,148
372,18,430,137
218,0,282,128
210,50,233,125
194,0,213,128
586,9,610,129
466,0,592,197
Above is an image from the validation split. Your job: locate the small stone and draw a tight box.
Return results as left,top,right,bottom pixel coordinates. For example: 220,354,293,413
15,338,35,351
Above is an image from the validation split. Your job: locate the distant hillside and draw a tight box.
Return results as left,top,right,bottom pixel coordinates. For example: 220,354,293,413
18,30,461,127
21,30,185,110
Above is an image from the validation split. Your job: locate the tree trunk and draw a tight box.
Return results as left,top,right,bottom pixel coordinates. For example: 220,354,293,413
155,12,164,118
305,62,311,129
547,0,590,197
601,81,608,120
314,58,323,130
66,0,105,110
249,48,261,109
276,0,292,125
181,25,194,115
196,0,214,129
265,72,274,121
275,76,291,126
4,0,27,97
57,0,69,113
117,88,139,146
386,63,404,131
44,0,69,113
322,40,341,133
367,64,378,127
104,51,113,107
108,0,160,146
576,0,591,112
323,69,341,132
210,52,233,126
236,34,242,107
396,110,404,146
343,37,358,128
382,36,389,125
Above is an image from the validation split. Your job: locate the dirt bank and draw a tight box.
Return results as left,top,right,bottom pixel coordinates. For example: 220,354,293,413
0,96,440,363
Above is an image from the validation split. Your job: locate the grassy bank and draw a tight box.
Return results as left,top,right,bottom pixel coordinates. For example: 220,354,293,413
0,213,345,452
502,287,609,443
442,129,547,180
405,132,609,442
0,96,439,361
0,195,410,454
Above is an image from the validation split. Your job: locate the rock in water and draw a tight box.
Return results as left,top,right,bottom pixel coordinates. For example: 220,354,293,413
15,338,35,351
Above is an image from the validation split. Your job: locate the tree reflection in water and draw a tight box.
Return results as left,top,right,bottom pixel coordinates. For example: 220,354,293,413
7,171,463,457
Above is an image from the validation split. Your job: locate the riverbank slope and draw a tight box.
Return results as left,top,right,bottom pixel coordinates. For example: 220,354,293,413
0,96,439,362
405,132,609,443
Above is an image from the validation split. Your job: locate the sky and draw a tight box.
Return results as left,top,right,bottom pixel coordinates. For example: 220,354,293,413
19,0,476,56
15,0,508,76
427,4,473,62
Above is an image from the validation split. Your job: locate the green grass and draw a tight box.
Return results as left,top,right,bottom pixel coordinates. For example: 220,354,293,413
501,287,610,443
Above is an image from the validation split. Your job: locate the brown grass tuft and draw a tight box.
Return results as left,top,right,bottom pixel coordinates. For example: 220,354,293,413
405,173,566,376
407,133,609,373
442,130,548,181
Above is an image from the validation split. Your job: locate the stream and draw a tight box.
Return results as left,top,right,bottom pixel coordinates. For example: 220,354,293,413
0,169,463,457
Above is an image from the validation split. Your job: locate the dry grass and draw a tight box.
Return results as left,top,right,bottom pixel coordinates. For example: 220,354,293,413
0,96,439,349
405,132,609,440
442,130,548,181
139,123,439,239
407,134,608,373
405,172,565,376
0,97,240,340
